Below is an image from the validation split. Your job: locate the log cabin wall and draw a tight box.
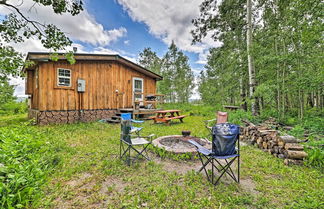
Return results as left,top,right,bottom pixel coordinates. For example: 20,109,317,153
25,68,39,109
37,60,157,111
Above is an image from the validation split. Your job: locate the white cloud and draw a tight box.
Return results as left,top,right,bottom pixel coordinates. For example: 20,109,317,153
0,0,127,46
124,40,130,45
1,0,128,97
117,0,221,64
90,46,137,63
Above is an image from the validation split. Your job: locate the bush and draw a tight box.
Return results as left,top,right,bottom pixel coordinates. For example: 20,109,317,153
0,102,28,115
304,148,324,169
0,123,61,208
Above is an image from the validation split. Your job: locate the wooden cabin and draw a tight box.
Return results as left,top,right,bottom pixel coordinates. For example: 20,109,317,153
24,52,163,125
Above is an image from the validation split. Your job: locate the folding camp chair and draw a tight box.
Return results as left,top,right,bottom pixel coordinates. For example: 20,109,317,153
189,123,240,185
120,120,154,165
120,113,143,136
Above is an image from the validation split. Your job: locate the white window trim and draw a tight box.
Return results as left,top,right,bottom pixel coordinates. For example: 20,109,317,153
57,68,72,87
132,77,144,104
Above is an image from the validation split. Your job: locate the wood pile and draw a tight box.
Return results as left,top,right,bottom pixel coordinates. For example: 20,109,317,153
241,119,307,166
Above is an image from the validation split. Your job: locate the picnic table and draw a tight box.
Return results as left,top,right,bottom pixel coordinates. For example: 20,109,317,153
151,109,186,125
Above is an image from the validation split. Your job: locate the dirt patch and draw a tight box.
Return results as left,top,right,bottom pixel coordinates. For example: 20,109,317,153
65,172,93,188
240,178,260,196
100,177,127,194
54,172,117,208
154,158,201,175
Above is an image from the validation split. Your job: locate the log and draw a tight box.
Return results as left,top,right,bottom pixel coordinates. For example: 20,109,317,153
257,137,263,145
242,119,255,127
278,154,285,159
273,146,279,154
278,135,308,143
263,141,268,149
284,143,304,151
279,148,285,154
284,159,304,166
283,126,293,131
278,141,285,148
285,150,308,160
268,149,274,154
259,130,277,136
278,135,298,143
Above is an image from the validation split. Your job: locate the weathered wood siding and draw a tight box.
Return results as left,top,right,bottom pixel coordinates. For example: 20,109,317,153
37,60,156,111
25,69,39,109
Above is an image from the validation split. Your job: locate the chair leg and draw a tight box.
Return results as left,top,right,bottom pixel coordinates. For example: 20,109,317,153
238,155,240,183
120,143,132,165
197,153,212,182
214,159,237,182
197,155,239,185
120,143,151,165
127,145,131,166
213,157,237,185
130,144,151,162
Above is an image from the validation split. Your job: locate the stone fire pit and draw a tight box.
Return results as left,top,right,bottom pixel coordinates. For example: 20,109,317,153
152,135,212,154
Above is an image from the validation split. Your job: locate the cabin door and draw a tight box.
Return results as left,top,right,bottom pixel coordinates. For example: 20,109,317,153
133,77,144,107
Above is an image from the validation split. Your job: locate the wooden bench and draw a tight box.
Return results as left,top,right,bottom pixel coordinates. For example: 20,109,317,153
165,115,186,121
163,115,186,125
152,110,186,125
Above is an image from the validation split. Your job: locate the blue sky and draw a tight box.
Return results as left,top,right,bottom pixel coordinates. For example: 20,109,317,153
1,0,221,97
81,1,169,59
82,0,208,70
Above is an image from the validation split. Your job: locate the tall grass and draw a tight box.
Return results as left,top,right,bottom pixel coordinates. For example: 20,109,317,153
0,102,28,116
0,121,65,208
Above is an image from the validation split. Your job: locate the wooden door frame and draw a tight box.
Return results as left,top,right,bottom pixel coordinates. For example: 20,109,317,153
132,77,144,106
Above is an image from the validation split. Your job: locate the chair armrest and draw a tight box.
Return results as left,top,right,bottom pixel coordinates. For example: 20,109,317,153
142,134,155,141
204,119,216,130
204,118,216,124
131,119,144,123
120,133,139,138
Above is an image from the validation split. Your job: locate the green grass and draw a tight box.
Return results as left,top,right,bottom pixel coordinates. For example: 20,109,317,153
1,108,323,208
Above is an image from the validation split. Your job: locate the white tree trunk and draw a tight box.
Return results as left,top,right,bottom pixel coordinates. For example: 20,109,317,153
246,0,257,115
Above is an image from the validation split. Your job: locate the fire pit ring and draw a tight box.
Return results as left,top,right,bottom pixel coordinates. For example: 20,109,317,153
152,135,211,154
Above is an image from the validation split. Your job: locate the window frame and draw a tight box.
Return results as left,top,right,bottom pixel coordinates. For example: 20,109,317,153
57,68,72,87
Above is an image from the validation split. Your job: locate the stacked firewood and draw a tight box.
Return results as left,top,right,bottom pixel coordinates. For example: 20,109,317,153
241,120,308,166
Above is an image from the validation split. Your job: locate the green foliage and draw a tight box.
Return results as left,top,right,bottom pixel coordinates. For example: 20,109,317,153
0,0,83,80
289,125,305,139
0,45,23,82
304,148,324,169
150,145,195,161
0,79,16,105
193,0,324,120
161,42,195,103
138,47,162,75
0,101,27,115
0,122,64,208
138,42,195,103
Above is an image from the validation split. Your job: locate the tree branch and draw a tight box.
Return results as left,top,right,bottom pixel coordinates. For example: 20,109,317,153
1,2,46,35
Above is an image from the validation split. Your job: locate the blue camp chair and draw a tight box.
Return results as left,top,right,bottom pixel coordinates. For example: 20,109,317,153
188,123,240,185
120,119,154,165
120,113,143,136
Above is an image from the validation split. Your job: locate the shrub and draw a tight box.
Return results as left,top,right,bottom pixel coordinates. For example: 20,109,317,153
0,102,28,115
0,123,61,208
304,148,324,169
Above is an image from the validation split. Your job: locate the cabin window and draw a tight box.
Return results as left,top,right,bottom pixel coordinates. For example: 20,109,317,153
57,68,71,87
